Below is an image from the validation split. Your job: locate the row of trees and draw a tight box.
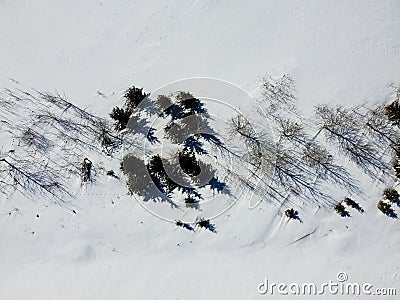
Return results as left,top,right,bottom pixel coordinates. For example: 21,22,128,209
107,78,400,215
228,75,400,209
1,77,399,219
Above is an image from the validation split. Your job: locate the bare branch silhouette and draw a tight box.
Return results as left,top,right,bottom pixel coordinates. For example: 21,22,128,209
315,104,389,180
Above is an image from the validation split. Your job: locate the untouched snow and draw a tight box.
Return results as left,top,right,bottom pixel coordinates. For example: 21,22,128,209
1,1,400,299
1,0,399,109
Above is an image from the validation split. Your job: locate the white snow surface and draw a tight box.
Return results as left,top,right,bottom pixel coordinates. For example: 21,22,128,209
1,1,400,299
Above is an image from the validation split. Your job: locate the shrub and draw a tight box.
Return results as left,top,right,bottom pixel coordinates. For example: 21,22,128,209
106,170,118,178
383,188,399,203
377,200,395,217
196,218,216,232
344,197,364,213
334,202,349,217
284,208,303,222
285,208,297,219
184,196,199,209
175,220,194,231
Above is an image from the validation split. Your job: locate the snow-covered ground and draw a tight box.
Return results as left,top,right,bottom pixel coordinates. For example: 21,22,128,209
1,1,400,299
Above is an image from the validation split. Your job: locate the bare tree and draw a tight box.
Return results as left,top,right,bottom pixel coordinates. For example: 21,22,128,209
259,74,299,122
351,103,398,152
228,114,264,170
315,104,389,179
0,86,120,203
0,155,72,202
277,118,360,194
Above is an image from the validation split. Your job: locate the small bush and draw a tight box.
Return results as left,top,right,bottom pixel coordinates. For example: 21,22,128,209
285,208,297,219
197,218,209,227
196,218,216,233
284,208,302,222
344,197,364,213
334,203,350,217
175,220,194,231
106,170,118,178
377,200,396,217
383,188,399,203
184,196,199,209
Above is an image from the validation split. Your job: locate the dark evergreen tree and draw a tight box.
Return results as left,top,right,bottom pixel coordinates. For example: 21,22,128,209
109,106,131,131
124,86,147,111
183,136,207,154
147,155,177,195
178,148,201,177
176,92,206,117
160,92,206,122
110,86,148,131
